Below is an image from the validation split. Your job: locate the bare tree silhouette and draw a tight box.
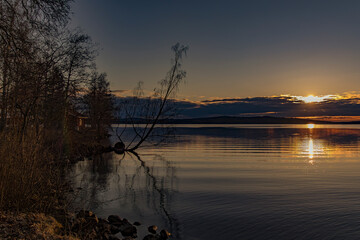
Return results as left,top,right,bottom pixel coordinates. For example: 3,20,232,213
114,43,188,152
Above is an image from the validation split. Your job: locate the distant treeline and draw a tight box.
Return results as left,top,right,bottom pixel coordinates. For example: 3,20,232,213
114,116,348,124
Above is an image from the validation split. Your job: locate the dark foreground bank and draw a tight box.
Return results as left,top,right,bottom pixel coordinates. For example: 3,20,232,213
0,210,171,240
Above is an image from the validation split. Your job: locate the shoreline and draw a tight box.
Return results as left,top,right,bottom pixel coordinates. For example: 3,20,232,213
0,210,171,240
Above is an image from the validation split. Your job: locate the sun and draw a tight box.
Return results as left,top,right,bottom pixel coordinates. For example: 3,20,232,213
295,94,333,103
301,95,323,103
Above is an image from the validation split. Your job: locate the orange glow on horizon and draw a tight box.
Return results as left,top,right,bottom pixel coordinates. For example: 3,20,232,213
298,116,360,122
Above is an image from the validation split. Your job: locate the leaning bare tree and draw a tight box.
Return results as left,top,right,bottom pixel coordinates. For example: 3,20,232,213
115,43,188,152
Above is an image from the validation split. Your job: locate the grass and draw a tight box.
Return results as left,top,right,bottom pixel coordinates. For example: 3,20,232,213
0,129,66,213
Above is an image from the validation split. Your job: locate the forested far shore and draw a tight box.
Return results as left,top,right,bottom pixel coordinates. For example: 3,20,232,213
113,116,360,125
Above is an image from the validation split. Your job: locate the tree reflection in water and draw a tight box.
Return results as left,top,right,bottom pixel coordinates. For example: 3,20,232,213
130,152,180,239
69,151,181,239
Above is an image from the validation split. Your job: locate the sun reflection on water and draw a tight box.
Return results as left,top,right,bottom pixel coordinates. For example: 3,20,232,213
306,124,318,164
308,139,314,160
304,137,327,164
307,124,315,129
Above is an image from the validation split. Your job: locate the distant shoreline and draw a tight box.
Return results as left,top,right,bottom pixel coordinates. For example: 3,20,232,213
113,116,360,125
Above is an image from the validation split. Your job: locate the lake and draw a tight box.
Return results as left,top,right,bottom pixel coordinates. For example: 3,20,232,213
68,124,360,239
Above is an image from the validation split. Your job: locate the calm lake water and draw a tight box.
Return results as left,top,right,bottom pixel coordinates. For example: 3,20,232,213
68,124,360,240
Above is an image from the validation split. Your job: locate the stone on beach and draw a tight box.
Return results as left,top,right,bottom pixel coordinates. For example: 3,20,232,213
108,215,123,224
160,229,171,239
148,225,158,234
1,210,170,240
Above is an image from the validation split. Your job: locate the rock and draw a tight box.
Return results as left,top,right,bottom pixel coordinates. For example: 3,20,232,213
160,229,171,239
99,218,110,225
114,142,125,154
133,221,141,226
98,219,112,234
119,223,137,237
72,210,109,239
110,225,121,234
108,215,122,224
143,234,160,240
114,142,125,149
148,225,158,234
107,217,137,238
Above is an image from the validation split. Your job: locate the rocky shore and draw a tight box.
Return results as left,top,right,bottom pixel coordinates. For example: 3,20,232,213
0,210,171,240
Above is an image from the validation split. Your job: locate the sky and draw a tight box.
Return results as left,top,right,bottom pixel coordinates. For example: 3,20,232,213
71,0,360,119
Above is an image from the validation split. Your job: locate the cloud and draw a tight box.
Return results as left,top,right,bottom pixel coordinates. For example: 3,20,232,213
113,94,360,120
173,95,360,119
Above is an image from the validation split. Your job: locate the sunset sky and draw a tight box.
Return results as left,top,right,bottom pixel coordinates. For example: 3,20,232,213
71,0,360,120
